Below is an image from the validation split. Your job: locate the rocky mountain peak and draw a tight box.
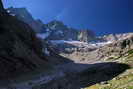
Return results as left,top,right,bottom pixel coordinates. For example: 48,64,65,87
48,20,64,26
7,7,34,23
7,7,46,33
47,20,68,30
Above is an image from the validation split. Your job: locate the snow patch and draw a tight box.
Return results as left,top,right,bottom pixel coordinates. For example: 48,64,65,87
7,10,11,13
50,40,113,48
46,29,50,32
51,24,57,29
50,40,88,44
10,13,16,16
36,32,50,39
90,41,112,47
43,48,50,56
55,30,63,35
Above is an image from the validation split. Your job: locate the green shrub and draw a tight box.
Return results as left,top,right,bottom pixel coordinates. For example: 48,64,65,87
128,50,133,54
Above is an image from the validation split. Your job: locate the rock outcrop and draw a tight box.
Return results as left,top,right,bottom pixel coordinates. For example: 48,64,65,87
78,29,95,42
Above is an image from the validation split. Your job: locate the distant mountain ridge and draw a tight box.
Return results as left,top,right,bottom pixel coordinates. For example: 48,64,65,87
6,7,133,62
7,7,96,42
102,33,133,42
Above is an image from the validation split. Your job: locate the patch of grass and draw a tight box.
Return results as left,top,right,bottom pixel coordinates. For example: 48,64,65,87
106,70,133,89
83,84,100,89
107,57,116,60
128,50,133,55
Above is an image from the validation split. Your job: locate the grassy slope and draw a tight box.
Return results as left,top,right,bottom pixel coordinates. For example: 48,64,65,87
84,50,133,89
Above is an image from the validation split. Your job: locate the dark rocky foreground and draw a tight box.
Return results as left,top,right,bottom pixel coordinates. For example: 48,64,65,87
0,4,49,80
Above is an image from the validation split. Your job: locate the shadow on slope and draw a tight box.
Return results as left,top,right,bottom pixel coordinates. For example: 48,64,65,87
33,58,130,89
77,62,130,88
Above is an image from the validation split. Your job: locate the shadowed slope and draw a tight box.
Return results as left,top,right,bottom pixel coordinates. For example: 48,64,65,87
33,62,130,89
0,2,49,79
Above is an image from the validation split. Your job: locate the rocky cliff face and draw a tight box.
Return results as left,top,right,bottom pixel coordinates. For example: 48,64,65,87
78,29,95,42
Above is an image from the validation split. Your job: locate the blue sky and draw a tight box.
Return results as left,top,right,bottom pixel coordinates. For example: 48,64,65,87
3,0,133,35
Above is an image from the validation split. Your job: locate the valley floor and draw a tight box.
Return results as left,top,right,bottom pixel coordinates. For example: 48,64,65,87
1,53,132,89
0,49,132,89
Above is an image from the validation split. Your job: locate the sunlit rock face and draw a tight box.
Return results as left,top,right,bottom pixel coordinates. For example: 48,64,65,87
78,29,95,42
